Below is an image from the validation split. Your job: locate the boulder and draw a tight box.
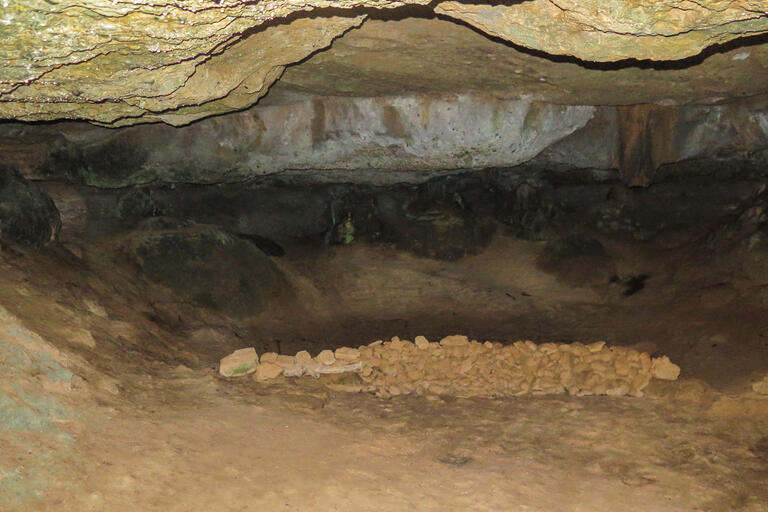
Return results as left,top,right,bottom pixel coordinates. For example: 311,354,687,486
115,224,290,317
0,167,60,247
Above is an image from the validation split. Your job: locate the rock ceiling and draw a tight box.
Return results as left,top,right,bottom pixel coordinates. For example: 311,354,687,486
1,1,768,126
277,15,768,106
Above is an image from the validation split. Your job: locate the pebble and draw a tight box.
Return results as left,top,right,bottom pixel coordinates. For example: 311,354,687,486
283,364,306,378
254,361,283,381
260,352,278,363
335,347,360,361
415,336,430,349
295,350,313,364
316,350,336,365
588,341,606,353
650,356,681,380
389,338,407,351
275,354,296,368
440,335,469,347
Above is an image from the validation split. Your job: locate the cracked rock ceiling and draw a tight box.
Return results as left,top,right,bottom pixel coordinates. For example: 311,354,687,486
1,1,768,126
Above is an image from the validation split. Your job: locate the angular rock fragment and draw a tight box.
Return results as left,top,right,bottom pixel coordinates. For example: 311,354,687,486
316,350,336,365
334,347,360,362
261,352,279,363
254,362,284,381
219,348,259,377
651,356,681,381
295,351,313,364
440,335,469,347
275,355,297,369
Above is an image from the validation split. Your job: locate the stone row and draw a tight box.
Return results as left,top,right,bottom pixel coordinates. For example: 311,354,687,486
219,335,681,398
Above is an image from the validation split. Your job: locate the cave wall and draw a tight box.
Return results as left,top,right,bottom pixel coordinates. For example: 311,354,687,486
2,93,768,188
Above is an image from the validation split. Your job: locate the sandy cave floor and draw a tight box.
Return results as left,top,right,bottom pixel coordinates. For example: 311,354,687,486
24,374,768,511
1,234,768,510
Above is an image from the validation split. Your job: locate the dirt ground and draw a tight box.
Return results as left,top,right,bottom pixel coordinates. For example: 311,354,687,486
2,233,768,511
28,374,768,512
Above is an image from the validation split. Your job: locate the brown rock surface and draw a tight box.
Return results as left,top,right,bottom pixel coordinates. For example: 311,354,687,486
218,347,259,377
0,8,368,125
2,1,767,124
651,356,682,381
254,361,284,381
435,0,768,62
316,349,336,366
279,17,768,106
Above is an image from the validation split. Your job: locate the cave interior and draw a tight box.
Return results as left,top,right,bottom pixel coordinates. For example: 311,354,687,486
1,3,768,510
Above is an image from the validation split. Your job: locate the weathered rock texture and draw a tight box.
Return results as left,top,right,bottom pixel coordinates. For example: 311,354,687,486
435,1,768,62
1,1,767,124
278,17,768,106
0,95,596,184
0,3,373,125
3,93,768,187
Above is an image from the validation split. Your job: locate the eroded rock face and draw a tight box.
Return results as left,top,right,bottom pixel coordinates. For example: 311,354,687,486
3,93,768,187
0,95,597,185
1,1,767,124
0,12,366,125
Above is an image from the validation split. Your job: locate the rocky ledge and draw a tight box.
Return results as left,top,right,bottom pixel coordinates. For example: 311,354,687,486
1,1,767,125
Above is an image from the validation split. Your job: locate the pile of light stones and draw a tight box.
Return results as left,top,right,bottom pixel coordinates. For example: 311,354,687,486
219,335,681,398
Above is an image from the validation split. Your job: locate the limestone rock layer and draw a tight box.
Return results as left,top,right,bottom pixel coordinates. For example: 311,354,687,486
436,1,768,62
1,0,767,125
